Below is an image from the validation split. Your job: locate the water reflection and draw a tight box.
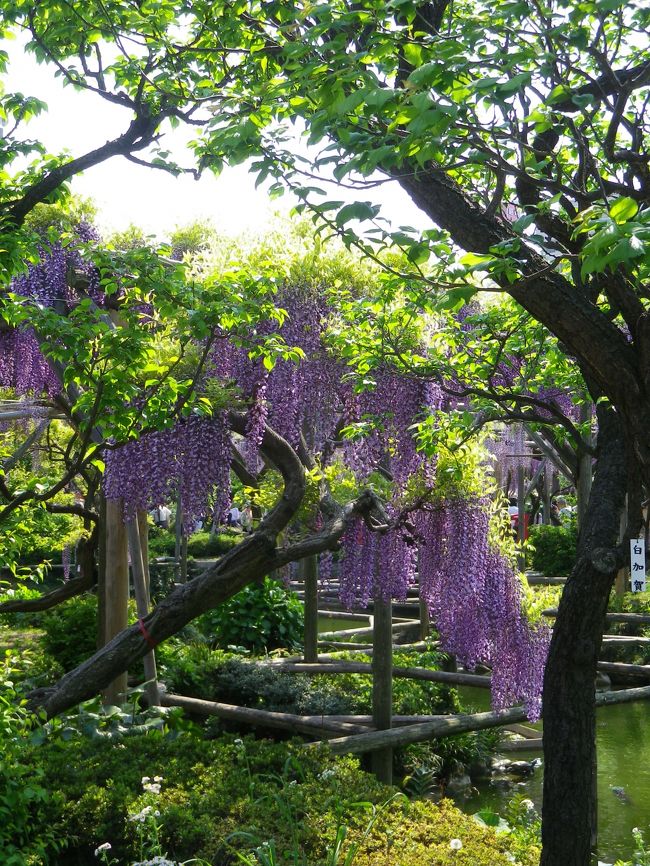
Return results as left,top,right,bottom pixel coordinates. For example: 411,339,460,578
456,689,650,864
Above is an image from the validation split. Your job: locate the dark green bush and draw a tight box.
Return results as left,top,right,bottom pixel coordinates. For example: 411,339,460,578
0,585,45,628
187,530,239,558
195,576,304,653
39,594,100,672
147,527,239,560
528,523,577,576
18,732,536,866
162,645,460,720
0,659,63,865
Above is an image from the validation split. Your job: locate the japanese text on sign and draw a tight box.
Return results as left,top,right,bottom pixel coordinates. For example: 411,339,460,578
630,538,646,593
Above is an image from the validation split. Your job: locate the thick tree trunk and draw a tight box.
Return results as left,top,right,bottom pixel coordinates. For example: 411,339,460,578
540,405,627,866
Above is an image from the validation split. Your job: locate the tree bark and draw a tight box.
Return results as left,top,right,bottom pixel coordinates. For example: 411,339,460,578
540,404,627,866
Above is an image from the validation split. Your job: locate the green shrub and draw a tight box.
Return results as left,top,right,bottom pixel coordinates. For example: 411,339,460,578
187,530,239,558
17,732,536,865
39,594,100,672
528,523,577,576
14,509,82,567
39,594,142,674
608,590,650,617
0,654,64,865
0,585,45,628
195,576,304,653
162,644,460,720
147,527,239,560
146,525,177,558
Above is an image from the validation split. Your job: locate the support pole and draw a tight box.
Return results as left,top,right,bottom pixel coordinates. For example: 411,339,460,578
543,465,552,525
174,493,187,583
137,509,150,597
302,555,319,663
127,518,160,707
371,595,393,784
97,495,107,649
418,551,430,640
103,498,129,707
517,465,526,571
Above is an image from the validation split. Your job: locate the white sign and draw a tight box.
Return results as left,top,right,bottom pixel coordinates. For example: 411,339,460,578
630,538,646,593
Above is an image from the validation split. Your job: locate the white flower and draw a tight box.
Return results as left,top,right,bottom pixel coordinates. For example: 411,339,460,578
449,838,463,851
131,859,179,866
129,805,154,823
319,769,336,780
520,798,535,811
143,782,162,794
142,776,151,784
95,842,112,856
234,738,243,746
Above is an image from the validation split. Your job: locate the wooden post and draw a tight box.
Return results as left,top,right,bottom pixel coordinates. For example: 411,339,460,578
174,493,185,583
302,555,319,663
418,551,430,640
371,595,393,784
137,509,150,598
543,465,552,525
126,518,160,707
97,495,108,649
517,465,526,571
180,533,188,583
103,498,129,707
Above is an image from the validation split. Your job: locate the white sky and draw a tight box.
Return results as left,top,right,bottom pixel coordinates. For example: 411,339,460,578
4,37,429,241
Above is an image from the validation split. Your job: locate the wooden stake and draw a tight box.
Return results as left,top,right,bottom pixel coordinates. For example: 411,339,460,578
103,498,129,707
371,595,393,784
137,509,150,599
127,518,160,707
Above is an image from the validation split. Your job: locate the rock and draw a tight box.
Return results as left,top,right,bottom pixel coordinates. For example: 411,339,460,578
508,759,540,778
490,777,513,791
446,773,473,796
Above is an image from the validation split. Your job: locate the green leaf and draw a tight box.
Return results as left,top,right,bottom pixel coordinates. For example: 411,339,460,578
334,202,379,226
511,214,536,233
609,197,639,224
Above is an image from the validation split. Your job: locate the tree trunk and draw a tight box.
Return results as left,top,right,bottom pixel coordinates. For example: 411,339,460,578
541,405,627,866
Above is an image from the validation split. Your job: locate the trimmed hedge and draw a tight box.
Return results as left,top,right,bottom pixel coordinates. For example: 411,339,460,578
21,733,539,866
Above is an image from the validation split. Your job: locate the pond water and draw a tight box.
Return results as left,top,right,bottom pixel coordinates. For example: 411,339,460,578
457,687,650,865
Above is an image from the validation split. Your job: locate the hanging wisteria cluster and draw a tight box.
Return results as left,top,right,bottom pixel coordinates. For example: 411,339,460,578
211,287,349,457
0,223,101,396
415,498,549,718
338,515,418,608
343,374,442,486
486,423,539,495
104,413,231,526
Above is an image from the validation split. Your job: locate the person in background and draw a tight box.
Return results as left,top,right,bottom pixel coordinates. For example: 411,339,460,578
227,505,241,527
151,503,171,529
241,505,253,533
